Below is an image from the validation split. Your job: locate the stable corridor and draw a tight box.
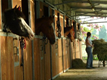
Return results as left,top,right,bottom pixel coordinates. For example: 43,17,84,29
53,60,107,80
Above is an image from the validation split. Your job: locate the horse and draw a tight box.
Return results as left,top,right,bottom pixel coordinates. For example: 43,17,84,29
3,5,34,40
35,16,56,44
64,26,75,42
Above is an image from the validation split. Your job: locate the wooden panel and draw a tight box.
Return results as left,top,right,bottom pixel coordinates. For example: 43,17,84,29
66,39,71,69
0,36,14,80
63,39,67,70
72,39,82,59
52,41,58,77
72,40,76,59
0,0,2,29
75,40,82,59
30,1,35,33
12,0,21,7
60,14,64,36
40,2,43,18
44,40,51,80
76,40,80,58
39,39,45,80
70,42,74,60
23,41,32,80
79,41,82,59
14,39,23,80
40,2,48,18
34,38,41,80
55,10,58,37
58,39,63,73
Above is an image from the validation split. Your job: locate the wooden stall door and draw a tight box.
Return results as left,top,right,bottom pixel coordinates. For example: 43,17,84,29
66,39,71,69
34,38,41,80
63,39,67,71
23,40,32,80
14,39,23,80
44,40,51,80
0,36,14,80
39,39,45,80
79,41,82,59
58,39,63,73
52,40,58,77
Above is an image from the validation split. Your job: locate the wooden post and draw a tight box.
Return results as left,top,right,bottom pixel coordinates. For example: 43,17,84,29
0,40,1,80
28,0,35,80
35,0,40,19
8,0,12,8
0,0,2,74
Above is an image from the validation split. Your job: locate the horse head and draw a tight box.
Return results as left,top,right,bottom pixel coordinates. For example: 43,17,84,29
64,26,75,42
35,16,56,44
3,5,34,40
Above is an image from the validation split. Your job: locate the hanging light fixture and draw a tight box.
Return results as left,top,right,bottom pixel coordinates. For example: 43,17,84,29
92,7,95,11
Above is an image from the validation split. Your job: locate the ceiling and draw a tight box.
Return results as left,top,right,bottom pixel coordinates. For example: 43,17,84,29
54,0,107,17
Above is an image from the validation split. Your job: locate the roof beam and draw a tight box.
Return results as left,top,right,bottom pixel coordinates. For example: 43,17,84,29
54,0,107,6
75,11,107,14
64,7,107,12
81,21,107,24
54,0,87,6
71,14,107,17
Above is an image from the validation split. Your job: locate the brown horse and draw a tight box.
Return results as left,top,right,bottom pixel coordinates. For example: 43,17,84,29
35,16,56,44
3,5,34,40
64,26,75,42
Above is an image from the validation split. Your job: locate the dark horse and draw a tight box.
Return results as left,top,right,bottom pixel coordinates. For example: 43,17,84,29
35,16,56,44
3,5,34,40
64,26,75,42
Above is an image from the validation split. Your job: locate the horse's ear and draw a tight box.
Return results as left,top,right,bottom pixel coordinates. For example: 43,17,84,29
18,6,21,11
14,5,17,9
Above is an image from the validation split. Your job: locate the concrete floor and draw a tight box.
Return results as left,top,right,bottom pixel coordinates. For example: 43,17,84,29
53,60,107,80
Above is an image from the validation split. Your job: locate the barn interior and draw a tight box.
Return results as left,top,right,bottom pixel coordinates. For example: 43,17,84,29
0,0,107,80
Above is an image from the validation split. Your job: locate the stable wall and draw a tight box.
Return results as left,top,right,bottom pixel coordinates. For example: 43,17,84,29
0,0,82,80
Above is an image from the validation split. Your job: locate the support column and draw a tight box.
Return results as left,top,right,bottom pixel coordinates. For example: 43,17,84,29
35,0,40,19
0,0,2,77
8,0,12,8
28,0,35,80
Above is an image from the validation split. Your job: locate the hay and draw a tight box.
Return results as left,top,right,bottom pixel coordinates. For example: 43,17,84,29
92,39,107,60
72,59,86,69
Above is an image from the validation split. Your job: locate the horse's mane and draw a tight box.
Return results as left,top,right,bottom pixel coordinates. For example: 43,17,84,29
64,26,73,33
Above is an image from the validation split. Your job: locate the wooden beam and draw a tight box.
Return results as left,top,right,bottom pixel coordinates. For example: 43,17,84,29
81,21,107,24
54,0,107,6
75,11,107,14
54,0,88,6
64,7,107,12
8,0,12,8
